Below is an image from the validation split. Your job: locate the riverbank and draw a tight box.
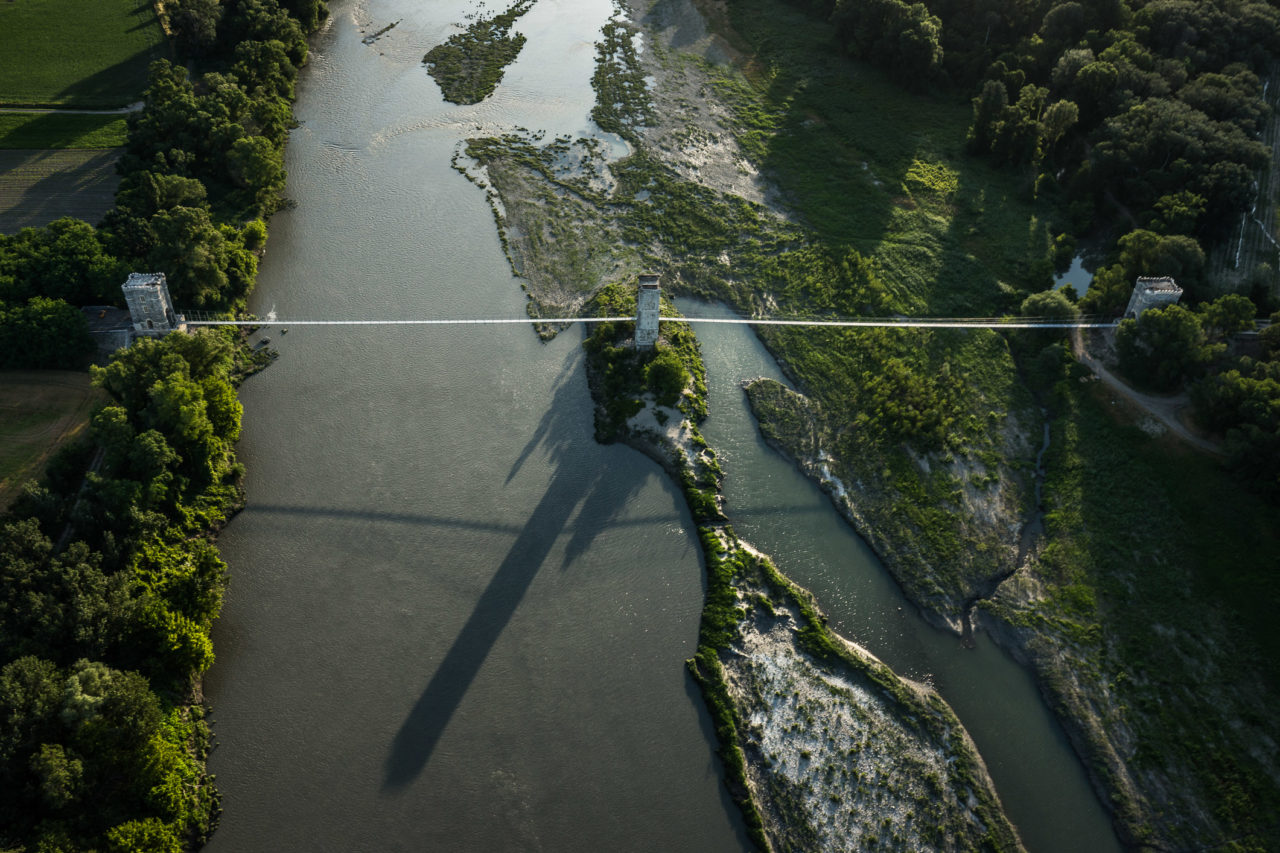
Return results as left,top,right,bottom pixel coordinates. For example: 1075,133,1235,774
582,305,1023,851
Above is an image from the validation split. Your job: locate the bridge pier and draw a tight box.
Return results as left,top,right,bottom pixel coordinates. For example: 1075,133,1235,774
636,274,660,349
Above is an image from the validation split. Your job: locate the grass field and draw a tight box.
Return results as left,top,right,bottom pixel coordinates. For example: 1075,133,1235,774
1005,372,1280,846
0,0,168,108
0,370,105,510
0,113,129,149
0,148,122,233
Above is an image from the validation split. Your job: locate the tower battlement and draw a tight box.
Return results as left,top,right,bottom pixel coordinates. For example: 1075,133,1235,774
1124,276,1183,319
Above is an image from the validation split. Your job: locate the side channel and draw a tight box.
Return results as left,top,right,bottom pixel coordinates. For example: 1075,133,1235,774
678,297,1121,853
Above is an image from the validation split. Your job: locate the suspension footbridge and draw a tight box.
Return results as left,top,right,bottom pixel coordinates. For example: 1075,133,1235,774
182,314,1118,330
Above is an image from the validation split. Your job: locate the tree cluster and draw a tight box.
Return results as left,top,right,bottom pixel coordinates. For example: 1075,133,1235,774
1,332,246,851
1190,311,1280,496
755,0,1276,317
956,0,1277,312
830,0,945,88
0,297,95,369
424,0,534,105
1114,293,1253,390
1111,293,1280,495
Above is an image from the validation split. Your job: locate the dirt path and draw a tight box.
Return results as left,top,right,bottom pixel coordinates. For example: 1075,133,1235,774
0,103,143,114
1071,329,1223,455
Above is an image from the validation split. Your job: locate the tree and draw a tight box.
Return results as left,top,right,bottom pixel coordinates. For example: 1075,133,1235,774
1197,293,1255,342
144,371,220,483
1038,99,1078,162
646,348,690,407
0,656,63,830
93,331,235,416
1260,311,1280,360
167,0,223,57
968,79,1009,153
1115,303,1219,390
1040,2,1086,51
1080,229,1207,314
0,522,137,666
115,172,208,219
1191,358,1280,495
1147,190,1206,235
105,818,183,853
0,218,123,305
831,0,944,88
1177,68,1266,134
279,0,327,32
227,135,287,215
30,742,84,810
1022,288,1081,322
146,206,230,307
1091,98,1268,226
232,39,299,100
0,297,94,369
220,0,308,66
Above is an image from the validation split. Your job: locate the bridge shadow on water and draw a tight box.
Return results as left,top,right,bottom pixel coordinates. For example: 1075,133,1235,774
381,368,648,791
247,501,826,534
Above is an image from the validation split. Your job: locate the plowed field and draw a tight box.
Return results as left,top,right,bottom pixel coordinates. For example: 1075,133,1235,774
0,370,105,509
0,148,121,232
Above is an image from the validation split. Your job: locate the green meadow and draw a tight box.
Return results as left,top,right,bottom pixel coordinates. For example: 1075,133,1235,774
0,0,168,108
0,112,128,148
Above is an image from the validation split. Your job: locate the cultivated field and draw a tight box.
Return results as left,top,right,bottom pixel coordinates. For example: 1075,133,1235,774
0,370,105,510
0,148,122,232
0,113,129,149
0,0,168,108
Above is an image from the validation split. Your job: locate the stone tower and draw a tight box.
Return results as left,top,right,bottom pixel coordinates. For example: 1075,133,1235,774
122,272,183,336
635,273,661,349
1124,276,1183,319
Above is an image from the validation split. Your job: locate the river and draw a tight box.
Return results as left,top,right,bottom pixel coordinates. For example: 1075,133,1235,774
204,0,1119,849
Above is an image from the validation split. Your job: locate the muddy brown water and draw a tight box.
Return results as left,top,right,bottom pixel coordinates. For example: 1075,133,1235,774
203,0,1120,849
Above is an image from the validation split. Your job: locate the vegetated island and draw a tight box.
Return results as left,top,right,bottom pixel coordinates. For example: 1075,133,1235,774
458,0,1280,847
580,283,1024,851
424,0,535,105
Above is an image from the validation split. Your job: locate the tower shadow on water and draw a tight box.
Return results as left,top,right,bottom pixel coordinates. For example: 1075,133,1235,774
381,363,644,790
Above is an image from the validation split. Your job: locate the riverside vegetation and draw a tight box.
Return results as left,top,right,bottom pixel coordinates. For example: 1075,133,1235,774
460,0,1280,847
0,0,322,847
582,284,1023,850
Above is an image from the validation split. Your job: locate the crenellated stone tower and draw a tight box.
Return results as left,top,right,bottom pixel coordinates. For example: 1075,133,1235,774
1124,276,1183,319
122,272,184,336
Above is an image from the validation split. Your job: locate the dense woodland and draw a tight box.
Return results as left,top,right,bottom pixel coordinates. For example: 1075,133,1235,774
0,0,321,848
766,0,1280,495
798,0,1278,291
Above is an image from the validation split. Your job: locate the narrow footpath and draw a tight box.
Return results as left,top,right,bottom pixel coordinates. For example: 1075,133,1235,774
1071,328,1222,455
